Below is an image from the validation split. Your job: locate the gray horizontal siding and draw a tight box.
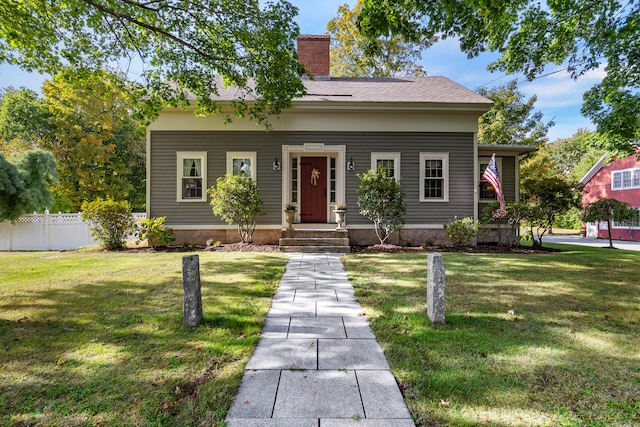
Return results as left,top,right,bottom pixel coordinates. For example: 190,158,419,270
150,131,476,226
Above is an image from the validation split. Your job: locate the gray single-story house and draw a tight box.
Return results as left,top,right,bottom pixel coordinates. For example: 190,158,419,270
146,35,534,249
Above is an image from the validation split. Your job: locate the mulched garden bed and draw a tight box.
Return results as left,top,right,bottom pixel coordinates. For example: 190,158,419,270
125,242,558,254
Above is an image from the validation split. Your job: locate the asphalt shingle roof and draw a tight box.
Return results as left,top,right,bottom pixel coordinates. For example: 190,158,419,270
210,76,491,107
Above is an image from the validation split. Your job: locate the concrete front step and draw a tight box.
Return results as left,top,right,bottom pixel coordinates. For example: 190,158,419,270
279,229,351,253
280,245,351,253
279,237,349,246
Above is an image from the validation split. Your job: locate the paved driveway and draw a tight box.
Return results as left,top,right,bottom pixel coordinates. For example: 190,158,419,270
542,234,640,251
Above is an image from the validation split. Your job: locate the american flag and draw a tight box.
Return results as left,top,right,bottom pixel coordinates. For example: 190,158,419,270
482,153,506,211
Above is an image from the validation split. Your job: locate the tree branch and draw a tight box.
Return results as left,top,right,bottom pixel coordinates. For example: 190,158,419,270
80,0,227,62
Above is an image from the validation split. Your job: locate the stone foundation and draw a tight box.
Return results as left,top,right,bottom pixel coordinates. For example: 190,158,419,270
173,229,281,246
477,225,520,246
172,225,518,247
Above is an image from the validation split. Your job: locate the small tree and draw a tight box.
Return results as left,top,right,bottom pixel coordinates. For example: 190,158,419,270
583,198,638,249
81,199,135,250
357,169,406,245
208,174,263,243
0,150,57,221
521,176,582,247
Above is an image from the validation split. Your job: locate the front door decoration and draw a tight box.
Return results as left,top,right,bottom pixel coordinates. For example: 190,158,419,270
311,168,320,186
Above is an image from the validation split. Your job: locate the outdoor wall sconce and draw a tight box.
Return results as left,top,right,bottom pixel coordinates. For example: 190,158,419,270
273,156,281,171
347,157,355,171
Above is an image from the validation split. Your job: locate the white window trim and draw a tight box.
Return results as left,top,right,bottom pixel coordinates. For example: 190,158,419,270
176,151,207,202
612,206,640,229
227,151,257,182
419,152,449,202
611,167,640,191
371,152,401,181
479,156,503,203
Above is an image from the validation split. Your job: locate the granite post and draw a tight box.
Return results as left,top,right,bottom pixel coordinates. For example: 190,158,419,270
182,254,203,327
427,253,446,325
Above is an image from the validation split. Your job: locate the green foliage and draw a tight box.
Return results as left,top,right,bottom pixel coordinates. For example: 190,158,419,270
81,199,135,250
327,0,429,77
357,169,406,244
521,176,582,246
0,87,54,157
0,150,57,221
554,206,583,230
359,0,640,152
0,0,305,126
583,198,638,248
137,217,175,248
478,80,554,146
208,174,264,243
443,216,478,246
42,69,146,210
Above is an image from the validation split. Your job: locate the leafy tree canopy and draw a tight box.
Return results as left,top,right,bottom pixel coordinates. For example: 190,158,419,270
478,80,554,147
0,0,306,125
583,198,638,248
359,0,640,152
42,69,146,210
0,150,58,221
327,0,428,77
0,87,54,157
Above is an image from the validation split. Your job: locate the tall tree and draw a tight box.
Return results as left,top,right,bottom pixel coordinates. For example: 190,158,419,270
0,87,54,157
328,0,428,77
359,0,640,153
478,80,554,147
0,150,57,221
0,0,305,126
42,69,146,210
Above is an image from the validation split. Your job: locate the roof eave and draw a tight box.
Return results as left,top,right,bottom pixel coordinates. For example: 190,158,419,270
477,144,539,156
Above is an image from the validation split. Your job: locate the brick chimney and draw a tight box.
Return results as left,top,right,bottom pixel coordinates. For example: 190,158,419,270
297,34,330,80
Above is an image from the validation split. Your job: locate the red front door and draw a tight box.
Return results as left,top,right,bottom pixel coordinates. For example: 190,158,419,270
300,157,327,223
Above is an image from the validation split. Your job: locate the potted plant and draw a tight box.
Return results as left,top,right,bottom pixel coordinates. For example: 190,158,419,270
334,203,347,230
284,203,297,230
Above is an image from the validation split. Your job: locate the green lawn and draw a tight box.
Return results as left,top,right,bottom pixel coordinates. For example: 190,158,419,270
342,244,640,426
0,250,287,427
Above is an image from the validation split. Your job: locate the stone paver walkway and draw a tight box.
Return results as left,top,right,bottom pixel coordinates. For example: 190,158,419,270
226,253,414,427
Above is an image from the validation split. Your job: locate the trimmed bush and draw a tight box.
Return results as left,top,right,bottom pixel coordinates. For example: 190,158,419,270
81,199,135,250
138,216,175,248
208,174,263,243
444,216,478,246
357,169,406,245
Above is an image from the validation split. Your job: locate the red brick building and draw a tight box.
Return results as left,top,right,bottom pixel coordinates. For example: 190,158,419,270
580,152,640,241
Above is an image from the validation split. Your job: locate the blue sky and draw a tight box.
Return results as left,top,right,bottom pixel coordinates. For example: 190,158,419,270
0,0,601,141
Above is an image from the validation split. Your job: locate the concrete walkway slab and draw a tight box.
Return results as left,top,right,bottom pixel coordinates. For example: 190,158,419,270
318,339,390,370
245,339,318,370
226,253,414,426
273,370,364,418
288,317,346,338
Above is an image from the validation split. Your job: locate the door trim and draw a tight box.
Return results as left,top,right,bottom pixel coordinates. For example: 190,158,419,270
281,144,346,225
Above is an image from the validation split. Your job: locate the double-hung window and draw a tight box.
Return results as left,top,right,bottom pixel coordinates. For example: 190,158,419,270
227,152,257,181
177,152,207,202
420,152,449,202
371,152,401,181
612,168,640,190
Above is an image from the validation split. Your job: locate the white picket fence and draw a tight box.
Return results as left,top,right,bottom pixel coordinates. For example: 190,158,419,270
0,211,146,251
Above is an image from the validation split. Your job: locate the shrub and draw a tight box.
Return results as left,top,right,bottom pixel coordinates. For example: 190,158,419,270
81,199,135,250
138,216,175,248
208,174,263,243
444,216,478,245
357,169,406,244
